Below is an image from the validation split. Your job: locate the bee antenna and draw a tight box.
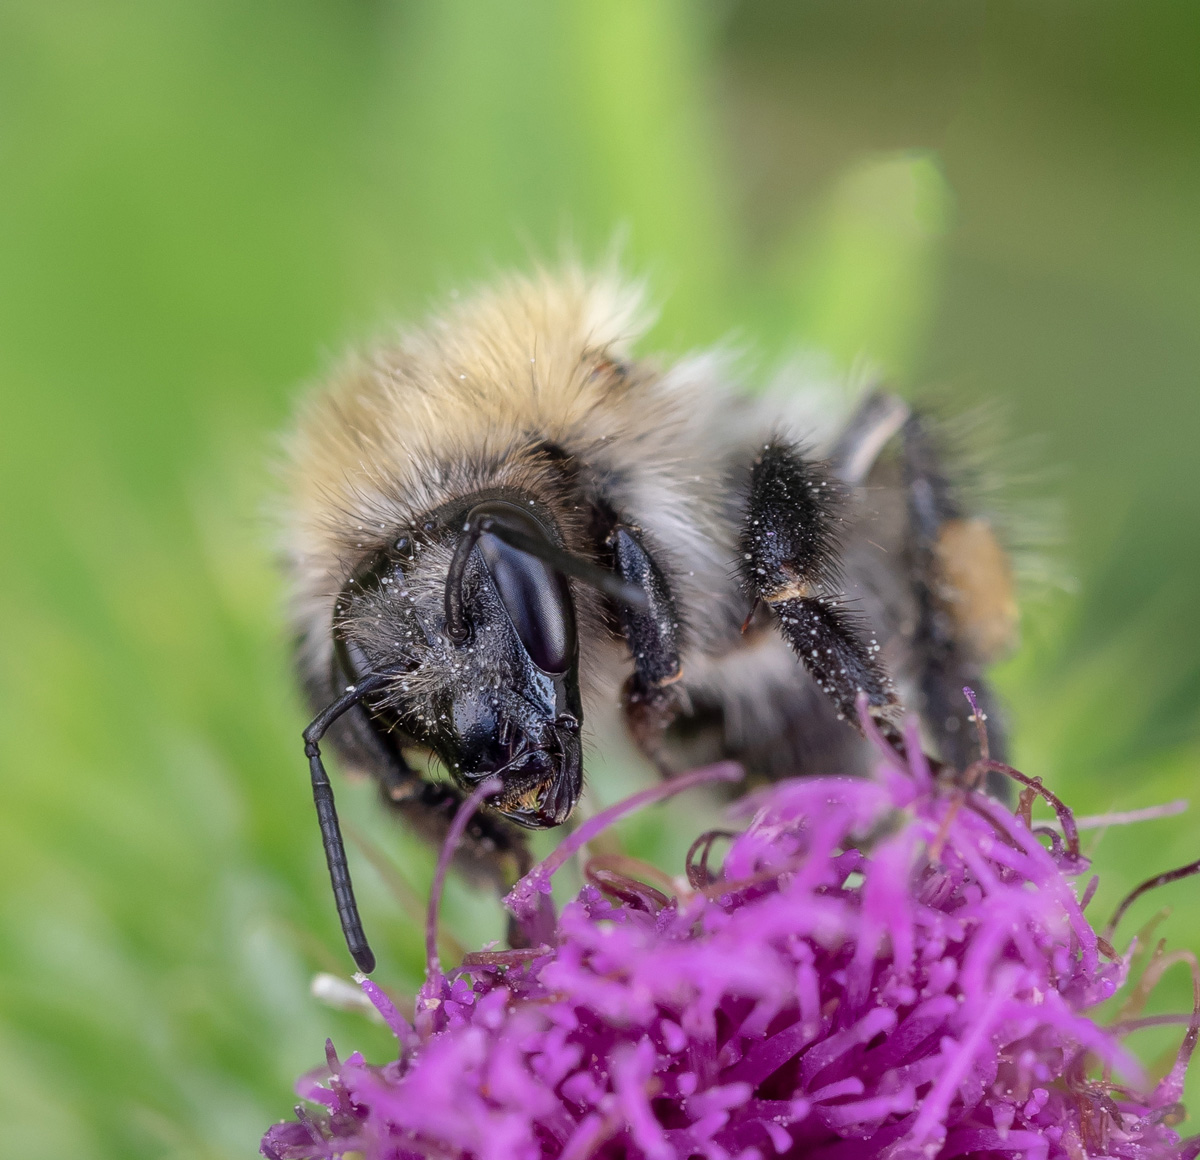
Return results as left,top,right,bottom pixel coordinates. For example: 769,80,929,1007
444,505,647,644
303,665,411,973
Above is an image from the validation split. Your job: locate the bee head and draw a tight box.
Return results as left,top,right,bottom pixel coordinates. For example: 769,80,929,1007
332,498,645,829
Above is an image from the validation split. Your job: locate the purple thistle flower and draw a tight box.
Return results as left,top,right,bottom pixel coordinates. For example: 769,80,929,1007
263,708,1200,1160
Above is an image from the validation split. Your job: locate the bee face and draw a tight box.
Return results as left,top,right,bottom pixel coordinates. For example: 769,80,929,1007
333,500,583,829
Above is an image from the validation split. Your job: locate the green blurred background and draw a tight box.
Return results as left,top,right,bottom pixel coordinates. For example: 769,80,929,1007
2,2,1199,1156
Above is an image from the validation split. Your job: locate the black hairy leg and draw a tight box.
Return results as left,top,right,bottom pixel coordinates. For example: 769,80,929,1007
606,524,685,771
901,414,1011,774
740,440,898,729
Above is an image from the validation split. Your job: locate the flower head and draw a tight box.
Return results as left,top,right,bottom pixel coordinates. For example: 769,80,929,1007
264,709,1199,1160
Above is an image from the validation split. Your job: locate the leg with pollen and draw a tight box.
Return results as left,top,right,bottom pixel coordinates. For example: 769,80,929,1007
739,440,898,729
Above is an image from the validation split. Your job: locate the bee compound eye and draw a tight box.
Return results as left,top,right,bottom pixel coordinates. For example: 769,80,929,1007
476,529,576,675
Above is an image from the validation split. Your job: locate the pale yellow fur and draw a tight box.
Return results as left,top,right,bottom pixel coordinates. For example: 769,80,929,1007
282,265,748,711
279,263,1024,785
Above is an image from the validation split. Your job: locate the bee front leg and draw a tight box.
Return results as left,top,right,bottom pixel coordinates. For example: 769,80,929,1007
606,524,685,772
740,440,899,731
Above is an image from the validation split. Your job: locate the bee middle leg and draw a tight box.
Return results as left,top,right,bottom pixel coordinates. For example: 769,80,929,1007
739,439,899,731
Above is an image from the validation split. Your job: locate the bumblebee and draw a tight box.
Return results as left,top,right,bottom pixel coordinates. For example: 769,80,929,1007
282,267,1018,971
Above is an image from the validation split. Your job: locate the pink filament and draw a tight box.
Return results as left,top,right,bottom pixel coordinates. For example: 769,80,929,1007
503,761,742,921
425,776,502,976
